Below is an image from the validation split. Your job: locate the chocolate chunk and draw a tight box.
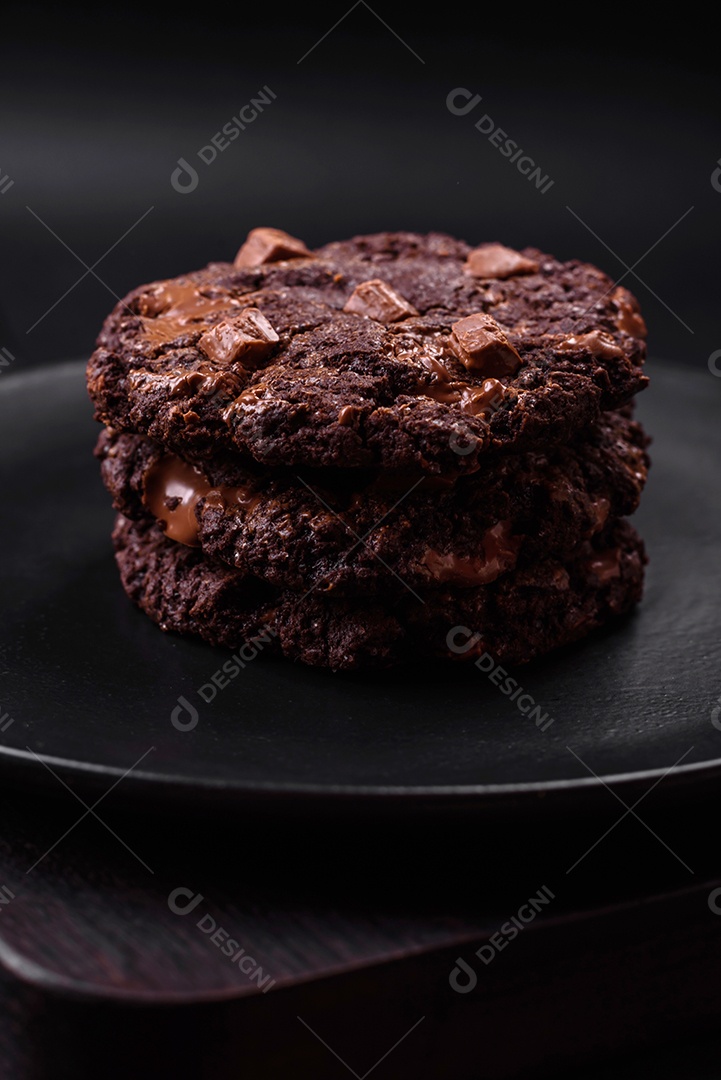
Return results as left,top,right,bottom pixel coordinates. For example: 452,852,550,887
138,282,240,346
234,227,312,269
143,454,261,547
419,358,505,416
465,243,539,279
557,330,624,359
460,378,505,416
450,314,523,376
611,287,647,338
198,308,279,366
144,456,209,547
419,355,462,404
343,279,418,323
136,289,170,317
421,521,520,586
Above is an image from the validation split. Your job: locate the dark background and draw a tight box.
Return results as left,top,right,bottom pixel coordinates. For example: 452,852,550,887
1,5,719,374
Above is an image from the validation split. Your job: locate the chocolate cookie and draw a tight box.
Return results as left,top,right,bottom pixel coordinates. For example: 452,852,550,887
113,513,646,671
87,229,647,476
97,411,650,597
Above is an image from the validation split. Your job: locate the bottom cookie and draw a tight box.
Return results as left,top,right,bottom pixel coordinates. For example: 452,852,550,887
112,513,646,671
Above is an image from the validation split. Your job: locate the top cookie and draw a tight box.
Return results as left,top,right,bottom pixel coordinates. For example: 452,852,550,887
87,229,648,475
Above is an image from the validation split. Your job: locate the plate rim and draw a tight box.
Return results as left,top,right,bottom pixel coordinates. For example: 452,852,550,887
1,743,719,808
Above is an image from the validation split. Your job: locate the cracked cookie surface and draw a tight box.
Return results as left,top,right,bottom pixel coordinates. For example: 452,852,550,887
87,230,647,476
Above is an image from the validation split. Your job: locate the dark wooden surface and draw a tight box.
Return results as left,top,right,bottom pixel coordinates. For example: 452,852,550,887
1,781,721,1078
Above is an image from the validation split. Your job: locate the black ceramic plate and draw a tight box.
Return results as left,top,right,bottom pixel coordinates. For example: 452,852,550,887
1,359,720,816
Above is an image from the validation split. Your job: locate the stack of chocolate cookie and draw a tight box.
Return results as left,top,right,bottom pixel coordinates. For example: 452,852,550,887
87,228,650,670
